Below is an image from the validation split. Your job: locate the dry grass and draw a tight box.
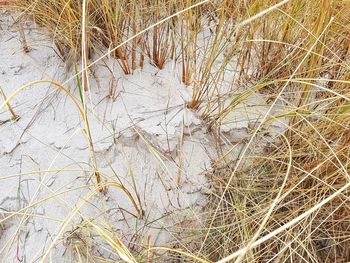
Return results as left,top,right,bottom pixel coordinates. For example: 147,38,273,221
2,0,350,262
190,1,350,262
13,0,261,111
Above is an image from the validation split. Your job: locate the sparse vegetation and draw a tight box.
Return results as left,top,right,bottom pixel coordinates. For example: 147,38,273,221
1,0,350,262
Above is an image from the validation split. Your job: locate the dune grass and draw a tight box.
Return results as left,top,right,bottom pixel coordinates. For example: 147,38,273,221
1,0,350,262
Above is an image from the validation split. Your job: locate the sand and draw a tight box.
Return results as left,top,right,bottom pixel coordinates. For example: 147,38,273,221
0,11,285,262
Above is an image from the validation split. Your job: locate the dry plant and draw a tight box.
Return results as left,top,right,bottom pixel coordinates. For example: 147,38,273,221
199,88,350,262
13,0,258,111
0,86,20,121
3,0,350,262
184,1,350,262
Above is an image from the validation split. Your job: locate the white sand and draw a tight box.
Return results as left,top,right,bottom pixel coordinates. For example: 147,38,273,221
0,11,285,262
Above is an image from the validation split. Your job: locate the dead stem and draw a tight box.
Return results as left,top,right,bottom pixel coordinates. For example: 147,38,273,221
0,86,20,121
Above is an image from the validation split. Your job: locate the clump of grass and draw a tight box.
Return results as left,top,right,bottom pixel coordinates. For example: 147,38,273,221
182,1,350,262
199,91,350,262
14,0,268,112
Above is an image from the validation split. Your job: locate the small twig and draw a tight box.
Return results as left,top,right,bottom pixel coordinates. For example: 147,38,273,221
0,86,20,121
17,15,30,53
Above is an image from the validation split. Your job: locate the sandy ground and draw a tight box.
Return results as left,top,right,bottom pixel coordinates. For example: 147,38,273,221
0,11,285,262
